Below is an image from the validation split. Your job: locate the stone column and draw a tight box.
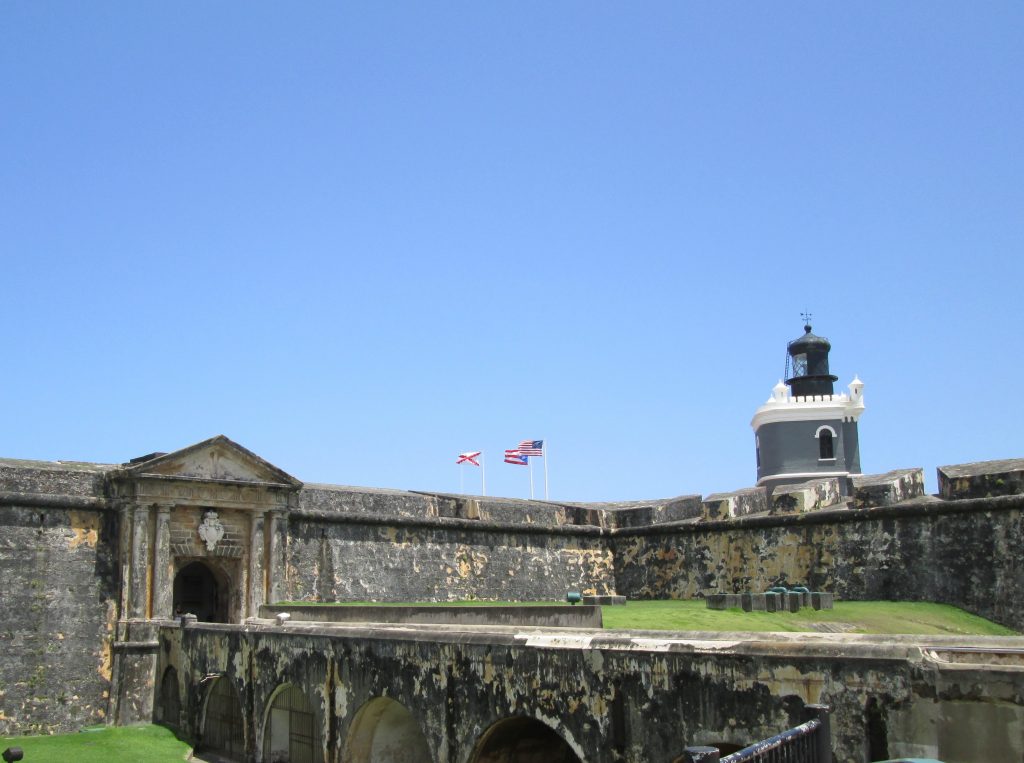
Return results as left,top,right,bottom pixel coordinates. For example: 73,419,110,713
151,505,173,619
118,503,133,623
129,505,151,619
267,509,287,605
248,509,267,618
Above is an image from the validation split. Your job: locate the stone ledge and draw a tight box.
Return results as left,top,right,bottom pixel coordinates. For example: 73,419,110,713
261,603,603,629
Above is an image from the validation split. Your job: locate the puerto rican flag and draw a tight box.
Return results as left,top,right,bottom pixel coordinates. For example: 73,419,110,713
518,440,544,456
456,451,481,466
504,449,528,466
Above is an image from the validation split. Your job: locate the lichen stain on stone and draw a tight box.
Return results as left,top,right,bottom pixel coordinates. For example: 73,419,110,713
96,601,116,681
749,665,826,704
482,653,496,683
453,546,488,578
68,510,99,549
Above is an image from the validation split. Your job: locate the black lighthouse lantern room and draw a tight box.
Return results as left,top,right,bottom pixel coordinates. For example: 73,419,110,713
785,323,839,397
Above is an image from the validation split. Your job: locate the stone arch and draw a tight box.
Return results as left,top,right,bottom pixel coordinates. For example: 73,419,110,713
467,716,583,763
262,682,322,763
342,696,433,763
156,666,181,729
173,560,230,622
200,676,245,760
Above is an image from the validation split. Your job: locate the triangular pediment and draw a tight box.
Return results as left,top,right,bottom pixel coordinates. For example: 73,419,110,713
123,435,301,487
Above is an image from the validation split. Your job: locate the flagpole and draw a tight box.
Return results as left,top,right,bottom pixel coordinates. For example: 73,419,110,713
528,457,534,499
543,440,549,500
459,463,464,494
481,453,486,496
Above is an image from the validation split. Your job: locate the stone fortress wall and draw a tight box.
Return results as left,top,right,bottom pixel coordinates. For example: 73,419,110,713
1,446,1022,749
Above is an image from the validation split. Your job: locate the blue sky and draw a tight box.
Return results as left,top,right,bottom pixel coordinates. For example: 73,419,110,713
2,3,1021,501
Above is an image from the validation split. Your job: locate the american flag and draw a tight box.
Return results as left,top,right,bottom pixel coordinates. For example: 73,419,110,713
456,451,481,466
504,449,528,466
518,440,544,456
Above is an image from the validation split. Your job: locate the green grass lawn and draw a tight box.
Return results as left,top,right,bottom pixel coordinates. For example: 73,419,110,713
283,599,1018,635
599,600,1018,635
0,723,191,763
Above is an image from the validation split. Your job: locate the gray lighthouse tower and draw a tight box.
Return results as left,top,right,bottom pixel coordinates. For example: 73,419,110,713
751,322,865,494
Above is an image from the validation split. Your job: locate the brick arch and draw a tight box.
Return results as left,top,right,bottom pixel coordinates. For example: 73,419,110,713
467,716,583,763
342,696,433,763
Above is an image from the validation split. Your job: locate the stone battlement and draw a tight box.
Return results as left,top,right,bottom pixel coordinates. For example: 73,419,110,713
2,454,1022,531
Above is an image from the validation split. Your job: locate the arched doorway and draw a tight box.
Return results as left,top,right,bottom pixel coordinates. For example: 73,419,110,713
157,666,181,729
173,560,228,622
263,684,322,763
201,677,245,760
343,697,433,763
469,717,582,763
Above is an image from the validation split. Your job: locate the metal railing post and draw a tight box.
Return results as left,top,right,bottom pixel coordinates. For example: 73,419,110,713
682,746,720,763
803,704,832,763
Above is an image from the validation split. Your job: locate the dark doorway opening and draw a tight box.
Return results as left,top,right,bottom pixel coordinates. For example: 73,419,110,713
202,677,245,759
173,561,227,622
157,666,181,729
469,717,582,763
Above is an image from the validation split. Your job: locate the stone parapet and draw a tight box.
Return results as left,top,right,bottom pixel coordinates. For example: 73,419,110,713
260,603,604,629
579,495,703,528
0,458,113,499
701,487,768,521
938,458,1024,500
770,477,843,514
850,468,926,508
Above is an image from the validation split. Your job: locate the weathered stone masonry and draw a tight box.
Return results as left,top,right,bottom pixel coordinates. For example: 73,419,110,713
158,621,1024,763
611,493,1024,632
0,460,119,735
1,438,1023,762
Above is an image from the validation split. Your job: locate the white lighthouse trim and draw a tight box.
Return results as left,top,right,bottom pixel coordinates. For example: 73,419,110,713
750,377,865,430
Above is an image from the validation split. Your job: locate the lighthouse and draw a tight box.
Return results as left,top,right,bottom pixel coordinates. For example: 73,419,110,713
751,321,865,495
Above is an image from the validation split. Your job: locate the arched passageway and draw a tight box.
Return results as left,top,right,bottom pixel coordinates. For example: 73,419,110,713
343,697,433,763
264,684,322,763
173,560,228,622
201,677,245,760
157,666,180,729
469,717,582,763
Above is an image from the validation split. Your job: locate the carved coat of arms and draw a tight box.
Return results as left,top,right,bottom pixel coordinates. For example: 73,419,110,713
198,510,225,551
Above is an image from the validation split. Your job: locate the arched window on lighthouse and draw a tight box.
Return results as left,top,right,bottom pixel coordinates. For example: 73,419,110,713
816,426,836,461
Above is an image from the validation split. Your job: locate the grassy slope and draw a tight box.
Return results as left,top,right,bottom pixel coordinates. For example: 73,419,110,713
283,599,1018,635
0,724,191,763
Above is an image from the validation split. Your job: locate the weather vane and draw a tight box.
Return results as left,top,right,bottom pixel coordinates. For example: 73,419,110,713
801,311,813,327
